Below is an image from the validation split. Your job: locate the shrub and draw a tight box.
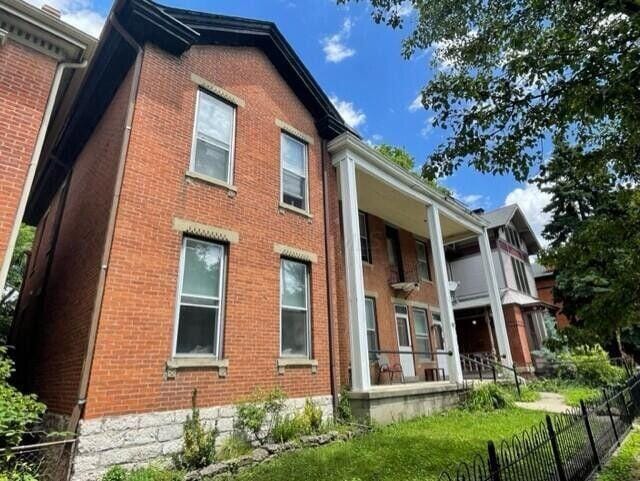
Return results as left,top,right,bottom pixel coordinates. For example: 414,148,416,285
557,345,626,387
234,387,285,445
272,414,308,443
173,389,217,469
216,434,252,461
301,398,323,433
336,385,352,423
462,384,515,411
101,466,183,481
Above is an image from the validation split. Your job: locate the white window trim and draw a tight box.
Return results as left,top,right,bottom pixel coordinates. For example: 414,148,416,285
280,132,309,213
430,307,446,351
365,296,378,355
415,239,431,281
172,237,227,359
393,304,412,349
279,258,311,358
412,307,430,359
359,211,372,264
190,89,237,186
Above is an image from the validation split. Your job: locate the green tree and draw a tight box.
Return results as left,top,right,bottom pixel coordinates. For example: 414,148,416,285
341,0,640,183
536,148,640,354
375,143,415,170
0,225,34,342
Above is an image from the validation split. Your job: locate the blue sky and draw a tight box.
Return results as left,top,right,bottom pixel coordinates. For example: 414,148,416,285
30,0,551,238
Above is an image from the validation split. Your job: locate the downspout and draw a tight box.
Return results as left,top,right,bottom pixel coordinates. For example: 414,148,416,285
321,139,339,412
0,59,88,294
69,13,143,433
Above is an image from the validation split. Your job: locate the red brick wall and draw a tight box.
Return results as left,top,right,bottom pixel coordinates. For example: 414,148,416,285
17,67,135,415
503,304,532,367
83,45,334,418
535,276,570,328
0,41,56,273
334,211,442,384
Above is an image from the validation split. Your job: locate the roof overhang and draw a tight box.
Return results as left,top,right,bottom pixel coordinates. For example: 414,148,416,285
502,206,542,254
25,0,352,224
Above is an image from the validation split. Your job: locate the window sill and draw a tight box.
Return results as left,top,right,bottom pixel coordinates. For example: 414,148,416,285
165,357,229,379
185,170,237,197
276,357,318,375
278,202,313,220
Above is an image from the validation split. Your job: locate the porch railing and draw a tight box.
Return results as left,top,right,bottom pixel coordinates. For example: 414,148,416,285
459,353,523,397
368,349,453,384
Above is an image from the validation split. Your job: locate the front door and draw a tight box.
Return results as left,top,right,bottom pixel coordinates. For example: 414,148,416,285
394,305,415,377
432,312,449,380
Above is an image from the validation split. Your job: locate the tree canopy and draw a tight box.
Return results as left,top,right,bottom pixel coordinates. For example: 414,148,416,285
375,143,415,170
342,0,640,183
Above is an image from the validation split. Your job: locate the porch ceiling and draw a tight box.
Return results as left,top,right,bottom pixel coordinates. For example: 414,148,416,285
353,169,474,240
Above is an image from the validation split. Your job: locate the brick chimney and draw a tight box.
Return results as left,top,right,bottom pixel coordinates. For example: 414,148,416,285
41,4,61,19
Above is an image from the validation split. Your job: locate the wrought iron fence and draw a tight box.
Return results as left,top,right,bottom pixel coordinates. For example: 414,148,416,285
0,437,76,481
439,373,640,481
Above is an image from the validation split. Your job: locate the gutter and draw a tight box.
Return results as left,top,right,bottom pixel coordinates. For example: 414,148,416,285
68,11,143,433
0,59,88,294
321,139,339,412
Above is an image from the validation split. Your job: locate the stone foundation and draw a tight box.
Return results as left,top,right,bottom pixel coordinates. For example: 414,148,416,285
71,395,333,481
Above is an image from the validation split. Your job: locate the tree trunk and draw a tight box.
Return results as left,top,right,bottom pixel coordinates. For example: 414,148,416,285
615,328,625,358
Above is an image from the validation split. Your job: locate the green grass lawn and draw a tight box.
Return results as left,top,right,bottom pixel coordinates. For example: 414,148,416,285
597,427,640,481
527,379,601,407
233,409,547,481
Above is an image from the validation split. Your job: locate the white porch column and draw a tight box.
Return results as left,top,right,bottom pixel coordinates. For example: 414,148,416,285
426,204,463,384
337,155,370,391
478,228,513,365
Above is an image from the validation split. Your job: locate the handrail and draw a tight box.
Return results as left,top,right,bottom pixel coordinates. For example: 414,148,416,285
369,349,453,358
459,353,522,396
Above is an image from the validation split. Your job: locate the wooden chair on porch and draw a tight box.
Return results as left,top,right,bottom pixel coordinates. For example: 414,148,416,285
375,353,404,384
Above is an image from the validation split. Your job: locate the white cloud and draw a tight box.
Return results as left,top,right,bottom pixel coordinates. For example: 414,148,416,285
447,188,489,209
504,183,552,244
322,18,356,63
330,94,366,129
408,93,423,112
420,115,436,138
25,0,105,37
396,1,414,17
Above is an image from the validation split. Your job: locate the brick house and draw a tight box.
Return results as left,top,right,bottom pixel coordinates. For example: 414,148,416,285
0,0,94,293
446,204,557,372
532,264,570,329
10,0,539,478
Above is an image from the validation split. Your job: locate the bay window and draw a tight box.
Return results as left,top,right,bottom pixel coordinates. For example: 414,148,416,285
280,258,310,357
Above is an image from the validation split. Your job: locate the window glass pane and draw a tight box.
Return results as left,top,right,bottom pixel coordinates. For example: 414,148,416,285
395,304,408,316
282,135,305,175
281,260,307,308
281,309,308,356
416,337,429,356
365,298,376,329
182,239,222,298
283,170,305,208
413,309,428,335
197,92,233,146
416,241,426,261
396,317,410,346
176,305,217,355
194,139,229,181
433,324,444,350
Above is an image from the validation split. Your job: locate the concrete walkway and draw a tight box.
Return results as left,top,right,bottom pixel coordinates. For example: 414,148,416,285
515,392,570,413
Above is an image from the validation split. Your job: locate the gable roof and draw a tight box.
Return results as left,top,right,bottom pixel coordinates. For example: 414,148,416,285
482,204,542,254
25,0,353,223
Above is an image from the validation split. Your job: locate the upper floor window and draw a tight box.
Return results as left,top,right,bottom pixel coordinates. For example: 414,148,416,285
415,240,431,281
511,257,531,295
365,297,378,360
359,212,372,264
280,258,310,357
505,225,521,249
281,133,308,211
191,90,235,183
174,238,226,357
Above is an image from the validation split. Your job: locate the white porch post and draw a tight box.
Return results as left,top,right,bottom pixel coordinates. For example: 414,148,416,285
426,204,463,384
478,228,513,365
337,155,370,391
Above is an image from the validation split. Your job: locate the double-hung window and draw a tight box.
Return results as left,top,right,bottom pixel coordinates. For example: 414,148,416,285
191,90,235,183
174,238,225,357
281,133,308,211
365,297,378,360
413,308,430,361
415,240,430,281
359,212,372,264
280,259,310,357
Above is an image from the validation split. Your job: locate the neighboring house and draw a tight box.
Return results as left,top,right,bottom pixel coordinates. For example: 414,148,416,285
0,0,94,293
446,204,555,372
533,263,570,329
8,1,536,478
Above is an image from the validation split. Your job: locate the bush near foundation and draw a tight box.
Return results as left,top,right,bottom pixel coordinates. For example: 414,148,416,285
462,384,515,411
172,389,217,470
234,387,285,445
557,345,626,387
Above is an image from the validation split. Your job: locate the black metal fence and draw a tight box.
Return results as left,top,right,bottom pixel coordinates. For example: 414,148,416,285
439,373,640,481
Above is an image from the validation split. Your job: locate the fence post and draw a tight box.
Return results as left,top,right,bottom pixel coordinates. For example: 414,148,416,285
487,440,501,481
513,364,521,398
580,400,600,470
603,389,620,443
546,415,568,481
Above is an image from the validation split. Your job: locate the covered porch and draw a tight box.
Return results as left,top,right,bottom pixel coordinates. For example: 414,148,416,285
328,133,513,422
